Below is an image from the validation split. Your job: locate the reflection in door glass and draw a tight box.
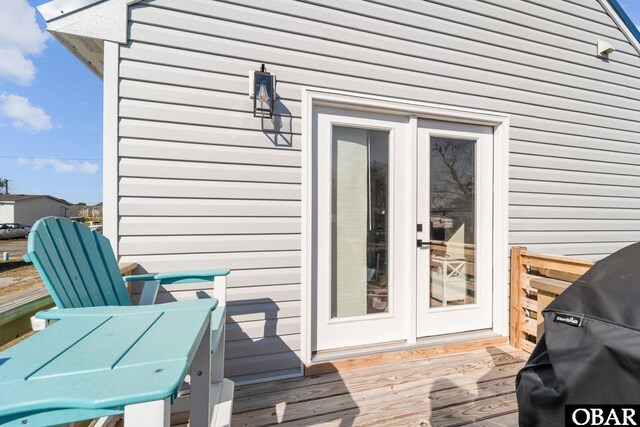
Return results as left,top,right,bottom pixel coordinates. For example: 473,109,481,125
430,137,476,308
331,126,389,318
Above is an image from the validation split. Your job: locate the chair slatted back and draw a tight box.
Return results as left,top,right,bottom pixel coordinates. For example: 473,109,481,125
25,217,131,308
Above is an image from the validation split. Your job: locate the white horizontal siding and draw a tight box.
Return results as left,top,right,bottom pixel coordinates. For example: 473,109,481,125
120,79,301,117
511,181,640,198
470,0,621,39
225,352,301,379
561,0,602,12
511,193,640,209
511,168,640,188
118,252,300,272
120,42,639,112
228,284,300,302
224,269,301,288
511,128,640,155
228,300,300,322
511,231,640,245
130,3,638,100
120,41,640,143
150,283,300,304
510,219,640,232
120,159,300,184
227,317,300,342
119,99,302,134
119,234,301,256
119,138,301,166
510,140,640,166
119,217,301,236
511,242,633,258
119,177,300,200
119,119,301,149
119,198,300,217
226,334,300,359
118,0,640,380
134,280,300,302
125,21,640,127
510,206,640,220
139,0,639,76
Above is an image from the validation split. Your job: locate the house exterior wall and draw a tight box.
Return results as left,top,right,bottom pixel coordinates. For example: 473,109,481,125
114,0,640,381
13,198,69,226
0,202,15,224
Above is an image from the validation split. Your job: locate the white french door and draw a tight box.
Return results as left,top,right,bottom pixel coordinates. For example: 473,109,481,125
313,106,411,352
416,120,494,337
311,106,498,354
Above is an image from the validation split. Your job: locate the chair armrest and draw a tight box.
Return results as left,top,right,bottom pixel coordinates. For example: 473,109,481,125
123,273,158,282
123,269,230,305
123,269,230,285
154,269,231,285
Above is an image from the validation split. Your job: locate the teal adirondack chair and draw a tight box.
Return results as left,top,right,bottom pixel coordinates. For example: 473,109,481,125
24,216,230,312
21,217,235,425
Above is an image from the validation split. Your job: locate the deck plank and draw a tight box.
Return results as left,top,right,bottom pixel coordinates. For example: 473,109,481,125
233,346,520,399
473,411,519,426
233,348,524,414
374,393,518,427
231,346,527,427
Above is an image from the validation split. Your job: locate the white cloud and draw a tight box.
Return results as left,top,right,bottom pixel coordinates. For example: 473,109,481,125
0,94,52,132
0,0,49,85
17,158,99,174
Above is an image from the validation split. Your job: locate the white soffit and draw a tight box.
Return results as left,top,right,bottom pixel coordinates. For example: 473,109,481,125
36,0,142,78
54,33,104,78
41,0,126,44
37,0,142,44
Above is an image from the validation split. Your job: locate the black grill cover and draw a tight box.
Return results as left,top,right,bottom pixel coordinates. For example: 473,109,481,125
516,242,640,426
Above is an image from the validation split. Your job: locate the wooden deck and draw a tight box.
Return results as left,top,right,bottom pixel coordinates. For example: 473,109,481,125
231,345,527,427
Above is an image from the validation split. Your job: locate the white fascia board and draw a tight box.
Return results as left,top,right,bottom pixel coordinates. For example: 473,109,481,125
37,0,104,22
38,0,142,44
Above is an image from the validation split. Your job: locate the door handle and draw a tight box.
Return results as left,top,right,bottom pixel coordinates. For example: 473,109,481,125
417,239,430,249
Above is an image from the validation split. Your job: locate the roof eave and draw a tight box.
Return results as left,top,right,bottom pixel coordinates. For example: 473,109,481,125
607,0,640,44
36,0,143,77
600,0,640,56
37,0,105,22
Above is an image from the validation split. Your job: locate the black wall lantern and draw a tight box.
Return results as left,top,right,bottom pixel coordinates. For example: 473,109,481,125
253,64,276,118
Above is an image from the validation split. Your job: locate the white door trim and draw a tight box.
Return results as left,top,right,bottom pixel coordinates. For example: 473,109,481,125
301,88,510,364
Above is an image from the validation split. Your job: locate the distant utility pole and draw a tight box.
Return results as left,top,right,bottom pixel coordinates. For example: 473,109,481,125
0,179,9,194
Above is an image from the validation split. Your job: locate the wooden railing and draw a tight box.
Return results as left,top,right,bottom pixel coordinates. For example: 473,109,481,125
0,262,138,347
509,247,595,353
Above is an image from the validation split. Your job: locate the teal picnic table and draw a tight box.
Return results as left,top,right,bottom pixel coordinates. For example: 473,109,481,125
0,299,226,427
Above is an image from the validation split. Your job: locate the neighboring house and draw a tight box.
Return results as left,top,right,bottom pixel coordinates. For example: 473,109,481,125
68,203,104,219
0,195,70,226
36,0,640,383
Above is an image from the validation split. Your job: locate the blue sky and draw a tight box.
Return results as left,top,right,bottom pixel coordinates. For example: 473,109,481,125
619,1,640,32
619,1,640,19
0,0,102,204
0,1,639,205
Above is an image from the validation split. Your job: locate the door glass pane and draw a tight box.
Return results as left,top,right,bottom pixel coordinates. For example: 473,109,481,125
332,126,389,318
429,137,476,307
